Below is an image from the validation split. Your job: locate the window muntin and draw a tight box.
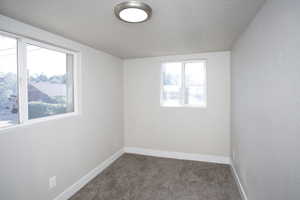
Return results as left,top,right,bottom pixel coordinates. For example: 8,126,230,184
0,31,78,129
0,35,19,128
161,60,206,107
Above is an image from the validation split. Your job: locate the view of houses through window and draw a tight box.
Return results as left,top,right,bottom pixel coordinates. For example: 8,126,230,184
27,44,74,119
0,33,75,128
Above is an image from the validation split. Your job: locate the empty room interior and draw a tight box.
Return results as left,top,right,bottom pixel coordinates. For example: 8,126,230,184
0,0,299,199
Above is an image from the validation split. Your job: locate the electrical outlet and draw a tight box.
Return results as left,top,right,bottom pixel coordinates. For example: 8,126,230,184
49,176,56,189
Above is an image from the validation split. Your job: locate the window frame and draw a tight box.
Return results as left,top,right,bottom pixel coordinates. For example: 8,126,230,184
160,59,207,108
0,30,80,131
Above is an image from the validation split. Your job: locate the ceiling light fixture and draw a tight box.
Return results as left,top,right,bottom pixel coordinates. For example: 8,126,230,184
114,1,152,23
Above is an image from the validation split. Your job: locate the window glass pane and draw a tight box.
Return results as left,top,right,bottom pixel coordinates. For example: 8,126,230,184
162,63,182,106
186,87,206,106
0,35,19,127
27,44,74,119
185,62,206,106
185,62,206,87
162,86,181,106
162,62,182,87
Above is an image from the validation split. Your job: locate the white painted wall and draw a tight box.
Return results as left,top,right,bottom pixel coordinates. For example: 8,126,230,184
124,52,231,157
0,15,124,200
231,0,300,199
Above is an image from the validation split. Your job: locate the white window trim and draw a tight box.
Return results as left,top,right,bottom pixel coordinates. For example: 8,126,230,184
160,59,207,108
0,30,81,132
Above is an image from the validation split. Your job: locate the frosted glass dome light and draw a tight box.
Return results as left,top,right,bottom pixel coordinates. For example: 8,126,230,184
114,1,152,23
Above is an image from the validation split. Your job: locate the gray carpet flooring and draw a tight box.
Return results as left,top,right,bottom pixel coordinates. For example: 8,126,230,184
70,153,242,200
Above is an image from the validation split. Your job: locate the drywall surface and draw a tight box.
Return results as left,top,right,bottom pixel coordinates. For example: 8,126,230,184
231,0,300,199
0,15,124,200
124,52,231,157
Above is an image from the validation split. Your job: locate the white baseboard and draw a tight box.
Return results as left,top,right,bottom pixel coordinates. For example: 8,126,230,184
124,147,230,164
230,161,248,200
53,149,124,200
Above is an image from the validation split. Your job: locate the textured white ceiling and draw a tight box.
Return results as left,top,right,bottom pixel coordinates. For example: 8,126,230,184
0,0,265,58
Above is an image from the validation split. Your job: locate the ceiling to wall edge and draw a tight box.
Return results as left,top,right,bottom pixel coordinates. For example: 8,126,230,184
0,0,266,60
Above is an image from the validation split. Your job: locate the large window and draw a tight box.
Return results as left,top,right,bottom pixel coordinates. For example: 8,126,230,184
161,60,207,107
0,32,78,128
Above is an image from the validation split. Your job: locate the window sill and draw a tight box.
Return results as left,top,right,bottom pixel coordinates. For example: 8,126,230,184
0,112,80,134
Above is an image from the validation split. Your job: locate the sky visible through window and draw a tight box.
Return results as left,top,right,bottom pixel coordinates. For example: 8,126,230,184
0,35,17,74
26,45,66,77
0,35,66,76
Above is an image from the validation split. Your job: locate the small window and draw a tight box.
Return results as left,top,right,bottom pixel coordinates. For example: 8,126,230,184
0,31,78,129
161,60,207,107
